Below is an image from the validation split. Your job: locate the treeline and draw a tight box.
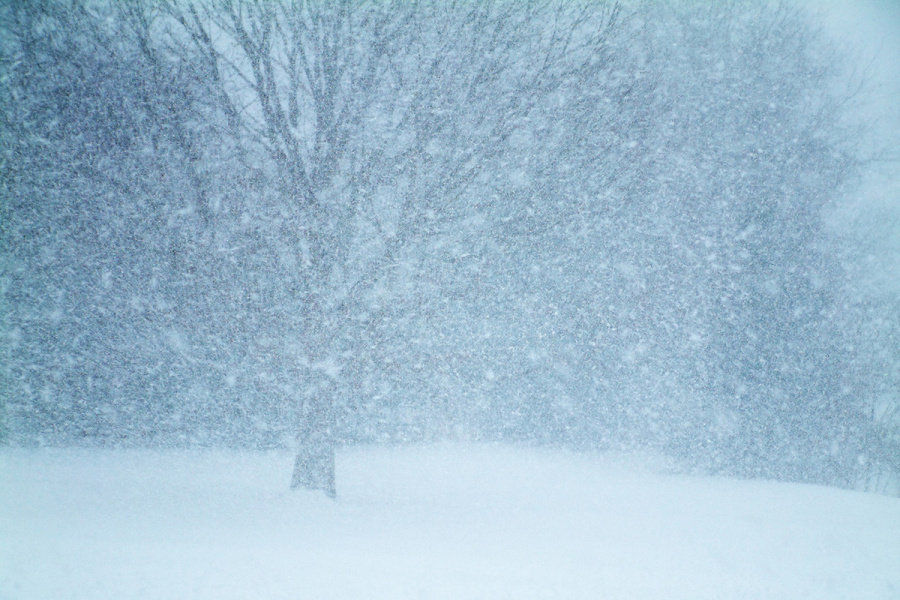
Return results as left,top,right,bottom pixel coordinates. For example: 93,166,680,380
1,0,897,492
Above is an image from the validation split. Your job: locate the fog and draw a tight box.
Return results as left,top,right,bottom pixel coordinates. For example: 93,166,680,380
1,0,898,496
814,0,900,299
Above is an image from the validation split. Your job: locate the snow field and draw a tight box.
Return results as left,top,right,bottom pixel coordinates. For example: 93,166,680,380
1,444,899,599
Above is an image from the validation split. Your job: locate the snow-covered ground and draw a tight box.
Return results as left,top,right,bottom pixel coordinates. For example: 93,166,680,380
1,444,898,600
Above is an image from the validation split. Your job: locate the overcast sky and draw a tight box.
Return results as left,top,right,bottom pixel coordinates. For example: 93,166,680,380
808,0,900,136
809,0,900,294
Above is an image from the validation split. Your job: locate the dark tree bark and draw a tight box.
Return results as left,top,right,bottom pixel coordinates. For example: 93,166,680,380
291,444,336,498
290,391,337,497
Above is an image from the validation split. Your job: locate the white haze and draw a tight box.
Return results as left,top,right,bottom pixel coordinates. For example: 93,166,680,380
814,0,900,296
2,2,900,595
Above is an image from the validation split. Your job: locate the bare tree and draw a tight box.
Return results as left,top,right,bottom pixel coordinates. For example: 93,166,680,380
152,0,622,495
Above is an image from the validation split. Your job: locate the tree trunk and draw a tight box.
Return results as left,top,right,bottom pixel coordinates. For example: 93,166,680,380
290,439,336,498
290,393,337,498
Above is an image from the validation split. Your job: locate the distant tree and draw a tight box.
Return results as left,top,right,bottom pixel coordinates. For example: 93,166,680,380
841,294,900,492
426,0,880,490
0,0,244,444
504,0,871,485
645,2,866,485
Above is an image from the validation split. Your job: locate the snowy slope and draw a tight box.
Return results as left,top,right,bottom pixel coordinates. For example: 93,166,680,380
1,444,898,600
